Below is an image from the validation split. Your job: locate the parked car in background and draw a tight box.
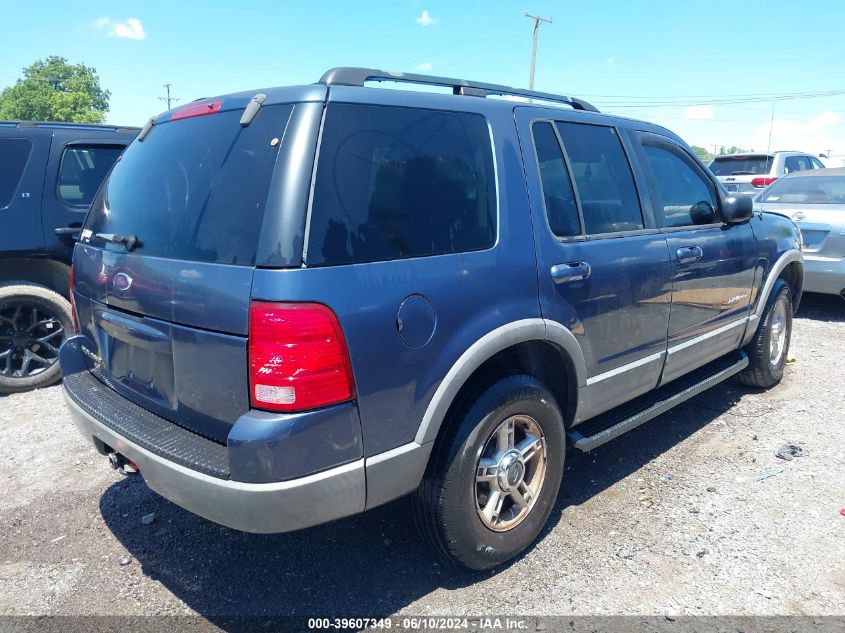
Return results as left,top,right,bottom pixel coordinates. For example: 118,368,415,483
60,67,802,571
756,167,845,299
0,121,137,393
710,151,826,195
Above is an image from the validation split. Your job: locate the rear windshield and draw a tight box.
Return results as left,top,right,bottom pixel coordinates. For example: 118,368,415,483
709,155,772,176
84,104,292,265
758,175,845,204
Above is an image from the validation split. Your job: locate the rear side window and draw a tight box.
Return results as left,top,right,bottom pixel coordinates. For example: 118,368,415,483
85,105,293,265
0,138,32,208
640,141,718,227
307,104,496,266
709,155,772,176
784,155,812,173
554,122,643,234
58,145,124,207
531,122,581,237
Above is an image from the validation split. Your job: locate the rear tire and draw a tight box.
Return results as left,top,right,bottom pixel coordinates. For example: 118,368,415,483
0,283,72,394
736,279,792,389
413,375,565,571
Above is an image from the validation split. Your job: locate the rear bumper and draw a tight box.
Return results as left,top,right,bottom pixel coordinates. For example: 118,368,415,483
803,255,845,296
59,335,367,533
63,391,367,533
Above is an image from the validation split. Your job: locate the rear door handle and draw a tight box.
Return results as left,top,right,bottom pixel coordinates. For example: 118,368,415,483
551,261,591,285
676,246,703,264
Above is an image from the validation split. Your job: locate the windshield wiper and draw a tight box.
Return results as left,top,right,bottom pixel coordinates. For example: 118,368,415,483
94,233,140,251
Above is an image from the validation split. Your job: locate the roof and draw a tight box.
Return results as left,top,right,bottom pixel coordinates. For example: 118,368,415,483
714,150,812,159
781,166,845,178
0,120,140,132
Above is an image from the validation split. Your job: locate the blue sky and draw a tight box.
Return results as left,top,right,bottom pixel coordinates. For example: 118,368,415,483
2,0,844,156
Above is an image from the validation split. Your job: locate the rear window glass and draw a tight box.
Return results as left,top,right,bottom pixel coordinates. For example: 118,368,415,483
0,138,32,208
58,145,123,207
759,175,845,204
307,104,496,266
555,122,643,234
84,105,293,265
709,156,772,176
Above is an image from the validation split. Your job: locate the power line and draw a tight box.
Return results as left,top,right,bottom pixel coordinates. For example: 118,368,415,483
524,12,552,90
158,83,180,110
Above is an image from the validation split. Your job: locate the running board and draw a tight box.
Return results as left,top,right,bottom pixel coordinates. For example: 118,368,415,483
567,351,748,452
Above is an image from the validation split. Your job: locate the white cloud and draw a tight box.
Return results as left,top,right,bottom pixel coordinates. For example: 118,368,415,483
684,105,715,120
416,10,438,26
752,111,843,155
417,62,433,71
95,17,146,40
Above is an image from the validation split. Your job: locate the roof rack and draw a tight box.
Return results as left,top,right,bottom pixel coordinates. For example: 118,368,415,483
319,67,599,113
1,120,140,132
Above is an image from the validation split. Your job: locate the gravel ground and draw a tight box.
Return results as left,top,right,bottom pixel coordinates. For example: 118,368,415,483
1,294,843,621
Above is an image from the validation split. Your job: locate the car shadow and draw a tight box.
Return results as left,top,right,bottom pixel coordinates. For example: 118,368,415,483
100,383,746,624
796,292,844,322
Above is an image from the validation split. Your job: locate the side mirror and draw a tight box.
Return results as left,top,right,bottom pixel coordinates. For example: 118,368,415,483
721,194,754,224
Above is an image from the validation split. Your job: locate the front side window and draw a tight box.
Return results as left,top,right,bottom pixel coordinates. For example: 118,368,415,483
810,157,826,169
308,104,496,266
0,138,32,208
640,141,719,227
554,122,643,234
531,122,580,237
58,145,124,207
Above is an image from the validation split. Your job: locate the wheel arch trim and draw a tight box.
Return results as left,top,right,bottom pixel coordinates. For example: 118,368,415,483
413,318,586,446
754,249,802,320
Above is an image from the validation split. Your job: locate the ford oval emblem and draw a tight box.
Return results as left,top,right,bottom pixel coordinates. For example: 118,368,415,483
113,272,133,293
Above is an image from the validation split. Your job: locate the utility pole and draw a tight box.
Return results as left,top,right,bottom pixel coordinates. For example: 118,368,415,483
525,12,552,90
158,83,180,110
822,148,833,158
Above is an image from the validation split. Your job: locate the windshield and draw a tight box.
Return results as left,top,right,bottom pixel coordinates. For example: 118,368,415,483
709,155,772,176
84,104,292,265
758,175,845,204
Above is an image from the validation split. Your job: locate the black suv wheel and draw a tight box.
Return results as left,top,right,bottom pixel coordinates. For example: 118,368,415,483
413,375,565,570
0,283,72,393
736,279,793,389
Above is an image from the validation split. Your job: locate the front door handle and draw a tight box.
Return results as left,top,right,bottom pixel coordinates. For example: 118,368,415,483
551,261,591,285
54,227,82,240
676,246,703,264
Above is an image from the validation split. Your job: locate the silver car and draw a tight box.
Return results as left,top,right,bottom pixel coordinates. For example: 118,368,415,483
710,151,826,196
756,167,845,298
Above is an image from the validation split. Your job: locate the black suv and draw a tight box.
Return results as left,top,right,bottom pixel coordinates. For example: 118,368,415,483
0,121,137,392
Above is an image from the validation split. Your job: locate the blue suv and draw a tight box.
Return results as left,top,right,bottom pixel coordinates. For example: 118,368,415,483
60,68,804,570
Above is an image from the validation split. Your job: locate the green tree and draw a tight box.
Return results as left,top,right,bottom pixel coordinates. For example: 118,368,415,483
718,145,754,155
0,56,110,123
691,145,713,163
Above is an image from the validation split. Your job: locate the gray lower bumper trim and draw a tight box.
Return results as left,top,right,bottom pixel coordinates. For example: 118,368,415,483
64,390,366,533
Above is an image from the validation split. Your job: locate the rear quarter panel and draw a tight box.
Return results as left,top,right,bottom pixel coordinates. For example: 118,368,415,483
252,90,540,456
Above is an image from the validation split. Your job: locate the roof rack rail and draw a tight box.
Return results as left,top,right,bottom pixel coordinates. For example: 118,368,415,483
319,67,599,113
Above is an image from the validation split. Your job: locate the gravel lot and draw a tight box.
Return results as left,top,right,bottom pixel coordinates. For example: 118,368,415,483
1,294,843,621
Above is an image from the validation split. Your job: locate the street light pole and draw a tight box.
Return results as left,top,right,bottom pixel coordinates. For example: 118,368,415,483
525,12,552,90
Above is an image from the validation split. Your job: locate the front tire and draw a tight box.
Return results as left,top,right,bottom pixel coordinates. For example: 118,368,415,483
736,279,793,389
413,375,565,571
0,283,72,394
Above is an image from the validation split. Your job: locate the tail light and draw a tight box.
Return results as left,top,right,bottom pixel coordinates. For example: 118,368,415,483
752,177,778,188
248,302,355,413
69,265,78,333
168,100,223,122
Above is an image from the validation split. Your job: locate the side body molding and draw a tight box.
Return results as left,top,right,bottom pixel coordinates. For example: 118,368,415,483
414,318,586,445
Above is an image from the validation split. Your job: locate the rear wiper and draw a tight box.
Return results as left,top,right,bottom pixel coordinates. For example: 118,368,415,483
730,171,754,175
95,233,140,251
